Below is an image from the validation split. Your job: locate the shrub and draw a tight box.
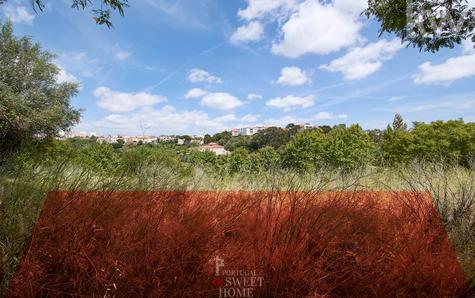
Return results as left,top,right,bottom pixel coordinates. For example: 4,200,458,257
228,147,251,174
78,143,117,173
250,146,281,171
282,129,325,171
322,125,375,171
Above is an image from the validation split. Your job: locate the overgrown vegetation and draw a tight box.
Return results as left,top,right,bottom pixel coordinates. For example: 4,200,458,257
1,139,475,293
1,15,475,296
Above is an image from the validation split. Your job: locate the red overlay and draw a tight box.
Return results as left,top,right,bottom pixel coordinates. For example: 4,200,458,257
8,191,470,297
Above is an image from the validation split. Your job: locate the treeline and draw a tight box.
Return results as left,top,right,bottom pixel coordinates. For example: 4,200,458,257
12,115,475,176
201,115,475,171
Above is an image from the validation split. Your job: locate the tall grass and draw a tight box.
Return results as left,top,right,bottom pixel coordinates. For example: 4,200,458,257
1,158,474,295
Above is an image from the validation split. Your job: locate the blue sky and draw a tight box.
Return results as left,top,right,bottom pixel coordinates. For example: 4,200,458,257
2,0,475,136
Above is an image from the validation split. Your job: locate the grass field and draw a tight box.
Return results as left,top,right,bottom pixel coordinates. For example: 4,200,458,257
1,162,474,296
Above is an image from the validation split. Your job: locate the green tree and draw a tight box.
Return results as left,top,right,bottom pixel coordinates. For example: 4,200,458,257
203,134,212,144
365,0,475,52
283,129,325,171
112,138,125,150
224,136,251,151
381,114,414,165
249,127,290,151
0,0,129,28
228,147,250,174
208,131,232,146
323,125,375,171
0,21,80,156
250,146,281,171
285,123,302,137
318,125,332,134
411,119,475,164
78,143,116,172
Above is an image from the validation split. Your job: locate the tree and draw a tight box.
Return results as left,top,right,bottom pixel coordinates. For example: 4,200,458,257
380,114,414,165
78,143,116,172
322,125,375,171
0,0,129,28
208,131,232,146
0,21,81,155
228,147,250,174
318,125,332,134
283,129,325,171
365,0,475,52
112,138,125,150
285,123,302,137
203,134,212,144
224,136,251,151
249,127,290,151
411,119,475,164
250,146,281,171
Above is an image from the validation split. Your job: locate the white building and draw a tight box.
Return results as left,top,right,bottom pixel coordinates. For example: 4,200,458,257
301,123,316,130
233,126,267,137
199,143,229,155
158,135,176,142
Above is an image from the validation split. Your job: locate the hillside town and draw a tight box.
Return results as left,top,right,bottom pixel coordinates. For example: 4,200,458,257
60,124,316,143
57,123,319,156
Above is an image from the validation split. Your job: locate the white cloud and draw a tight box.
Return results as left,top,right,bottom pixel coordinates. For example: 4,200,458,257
79,106,228,135
56,51,102,81
266,95,315,111
333,0,368,16
214,113,258,123
184,88,208,99
271,0,363,58
215,114,238,122
388,96,407,102
276,66,311,86
247,93,262,101
2,5,35,25
320,39,403,80
187,68,222,84
230,21,264,44
56,66,80,84
94,87,167,113
413,54,475,85
200,92,244,110
265,115,301,127
115,51,131,61
238,0,297,21
462,39,475,55
313,111,348,120
241,114,259,122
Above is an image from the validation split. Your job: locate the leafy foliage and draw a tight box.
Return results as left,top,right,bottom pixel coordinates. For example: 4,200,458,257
381,114,414,165
283,129,325,171
249,127,290,151
0,21,80,156
250,146,281,171
322,125,376,171
381,115,475,165
0,0,129,28
365,0,475,52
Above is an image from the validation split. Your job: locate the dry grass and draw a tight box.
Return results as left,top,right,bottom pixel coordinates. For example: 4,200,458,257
1,162,474,296
7,191,470,297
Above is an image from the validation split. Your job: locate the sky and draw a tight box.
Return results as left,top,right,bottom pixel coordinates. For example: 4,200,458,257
2,0,475,136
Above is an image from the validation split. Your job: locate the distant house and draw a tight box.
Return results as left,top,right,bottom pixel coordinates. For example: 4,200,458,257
199,143,229,155
301,123,316,130
232,126,267,137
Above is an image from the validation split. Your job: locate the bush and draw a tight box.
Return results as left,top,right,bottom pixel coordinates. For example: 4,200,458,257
283,129,325,171
228,147,251,174
250,146,281,171
322,125,375,171
78,143,117,173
